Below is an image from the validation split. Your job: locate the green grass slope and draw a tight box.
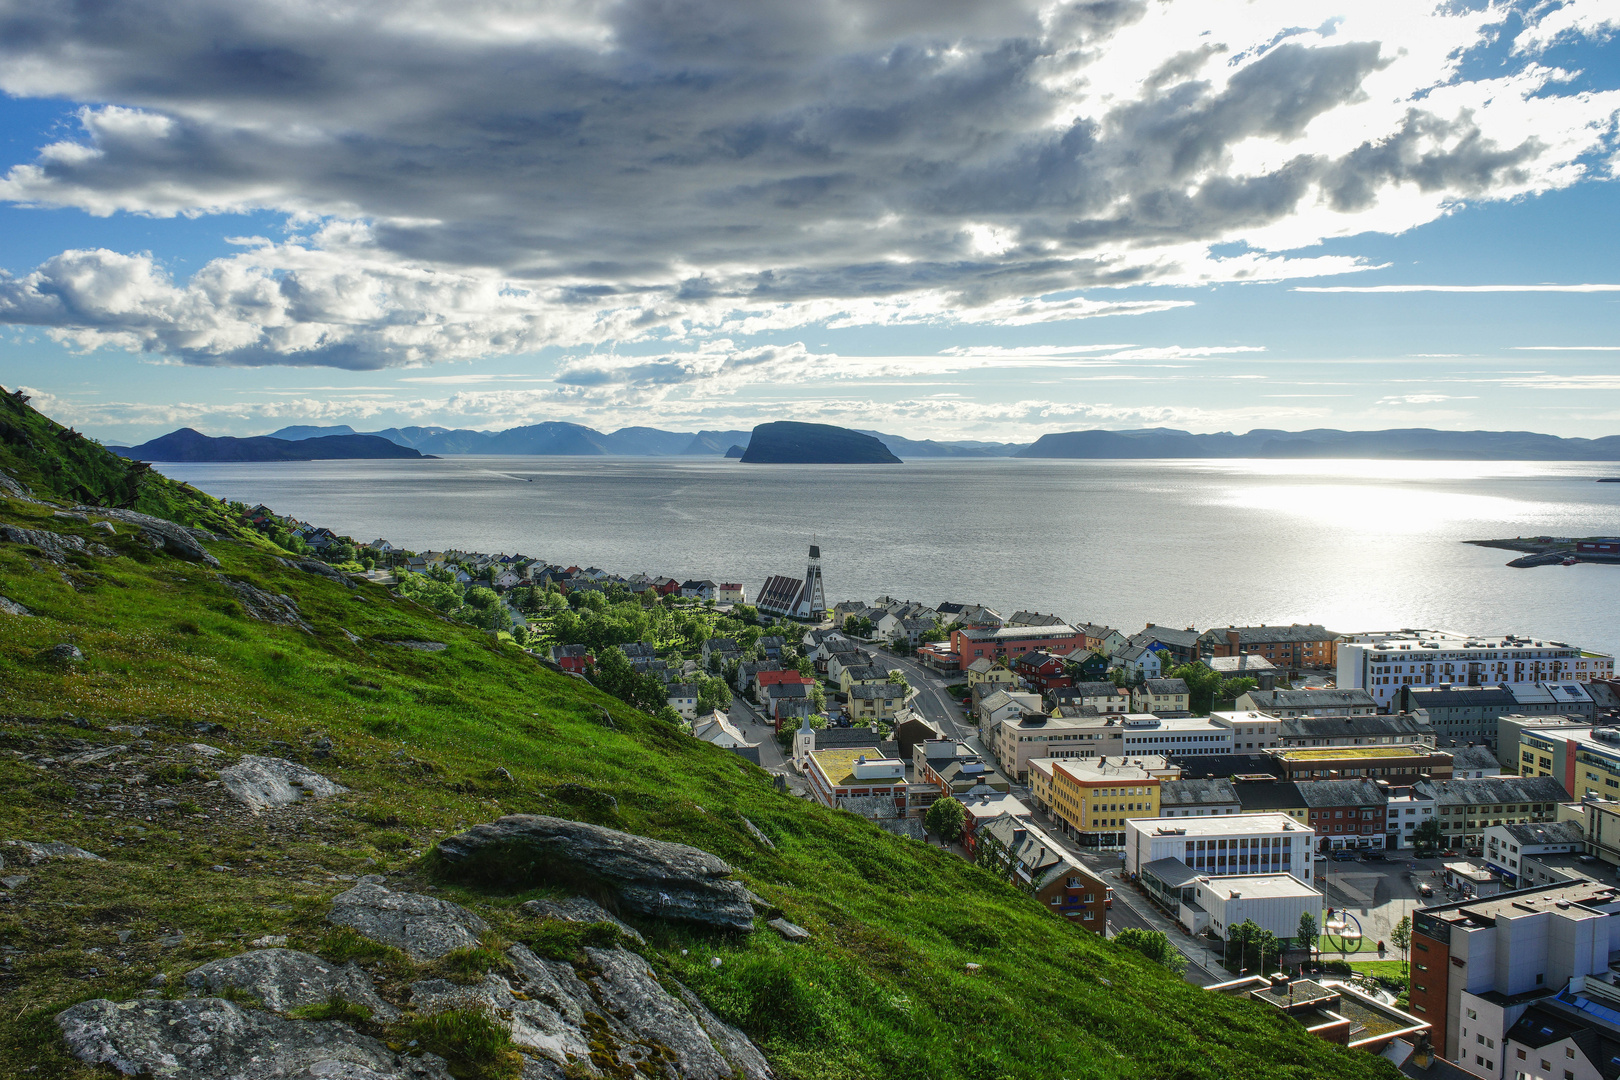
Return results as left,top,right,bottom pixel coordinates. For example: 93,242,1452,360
0,410,1395,1080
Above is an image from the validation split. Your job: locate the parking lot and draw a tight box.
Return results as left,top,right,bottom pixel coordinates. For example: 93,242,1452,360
1316,851,1458,955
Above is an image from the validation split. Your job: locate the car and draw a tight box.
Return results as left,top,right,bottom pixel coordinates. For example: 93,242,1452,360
1418,883,1434,897
1362,850,1386,861
1331,849,1357,861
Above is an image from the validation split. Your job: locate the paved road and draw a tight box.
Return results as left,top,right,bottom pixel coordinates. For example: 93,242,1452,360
728,692,809,796
879,650,983,748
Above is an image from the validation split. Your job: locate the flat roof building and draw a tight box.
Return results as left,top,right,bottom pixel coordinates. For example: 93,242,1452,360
1337,629,1613,713
1124,813,1313,883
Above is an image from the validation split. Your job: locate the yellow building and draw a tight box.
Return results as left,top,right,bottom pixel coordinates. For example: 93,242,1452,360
839,665,891,695
966,657,1017,689
1030,755,1176,846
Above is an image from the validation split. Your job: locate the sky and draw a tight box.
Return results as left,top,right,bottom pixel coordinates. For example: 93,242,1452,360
0,0,1617,445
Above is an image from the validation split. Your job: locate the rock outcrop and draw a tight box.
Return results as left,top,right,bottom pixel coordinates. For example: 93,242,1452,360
183,948,400,1020
0,522,116,563
437,816,758,932
0,594,31,616
219,755,347,811
3,839,104,864
519,896,645,944
276,555,355,586
56,997,452,1079
73,507,220,566
222,578,314,634
326,878,488,961
0,467,29,499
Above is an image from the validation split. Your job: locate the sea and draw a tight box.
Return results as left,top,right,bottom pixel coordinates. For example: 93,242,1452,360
155,456,1620,659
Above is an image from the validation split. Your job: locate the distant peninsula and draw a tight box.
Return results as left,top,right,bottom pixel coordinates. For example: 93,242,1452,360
738,422,902,464
111,428,429,462
1017,427,1620,461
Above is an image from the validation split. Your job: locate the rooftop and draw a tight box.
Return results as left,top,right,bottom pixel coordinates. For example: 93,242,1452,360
1130,813,1307,837
1419,879,1620,927
808,748,911,788
1196,873,1319,901
1278,746,1440,760
1054,756,1176,783
958,624,1081,643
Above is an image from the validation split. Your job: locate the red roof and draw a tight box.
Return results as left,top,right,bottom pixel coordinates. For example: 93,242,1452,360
756,670,812,687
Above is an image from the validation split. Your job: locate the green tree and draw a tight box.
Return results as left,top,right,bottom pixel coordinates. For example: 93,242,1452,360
843,615,873,638
696,675,732,716
1412,818,1443,855
1390,915,1413,978
886,669,910,698
1225,920,1281,974
1113,929,1187,975
796,656,815,679
889,633,913,656
1295,910,1319,958
924,797,966,842
919,619,950,644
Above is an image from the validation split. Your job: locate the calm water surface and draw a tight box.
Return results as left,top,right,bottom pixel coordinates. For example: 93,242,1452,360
156,457,1620,657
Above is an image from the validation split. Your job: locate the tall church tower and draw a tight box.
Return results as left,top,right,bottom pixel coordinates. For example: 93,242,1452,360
802,542,826,619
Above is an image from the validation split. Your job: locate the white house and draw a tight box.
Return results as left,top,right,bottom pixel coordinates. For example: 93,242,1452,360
1114,644,1163,682
666,683,699,720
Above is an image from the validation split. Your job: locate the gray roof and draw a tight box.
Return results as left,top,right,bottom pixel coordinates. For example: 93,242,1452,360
1449,746,1501,771
1232,779,1305,812
1072,681,1124,698
1131,625,1201,649
1008,611,1067,627
620,642,658,659
1158,777,1240,808
1141,857,1203,889
1205,654,1279,675
1293,779,1386,808
1198,623,1336,645
1248,688,1377,711
849,683,904,700
1415,776,1572,805
666,684,698,697
1402,684,1517,708
841,665,889,683
1277,713,1430,740
1493,820,1583,846
1142,678,1190,696
813,727,885,750
767,682,809,699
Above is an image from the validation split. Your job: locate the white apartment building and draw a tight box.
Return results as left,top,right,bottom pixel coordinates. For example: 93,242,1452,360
1385,789,1437,849
1209,710,1285,751
1124,813,1314,883
1337,630,1613,713
1116,714,1233,757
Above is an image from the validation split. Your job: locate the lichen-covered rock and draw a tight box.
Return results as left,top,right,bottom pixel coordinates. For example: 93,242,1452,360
386,640,447,652
326,878,487,961
56,996,453,1079
675,982,774,1080
223,579,313,634
219,755,346,811
0,522,115,563
583,947,743,1080
0,594,31,616
437,815,757,932
0,467,29,499
410,953,593,1068
39,643,85,664
73,507,220,566
276,555,355,587
519,896,645,944
4,839,104,864
184,948,400,1021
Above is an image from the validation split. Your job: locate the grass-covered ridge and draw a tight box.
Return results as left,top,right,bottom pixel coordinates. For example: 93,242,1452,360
0,400,1396,1080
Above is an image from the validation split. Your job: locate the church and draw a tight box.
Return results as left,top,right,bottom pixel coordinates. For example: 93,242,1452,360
756,544,827,621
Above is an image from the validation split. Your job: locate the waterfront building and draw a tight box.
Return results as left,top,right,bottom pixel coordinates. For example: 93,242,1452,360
949,623,1085,670
1336,630,1614,714
1198,624,1339,670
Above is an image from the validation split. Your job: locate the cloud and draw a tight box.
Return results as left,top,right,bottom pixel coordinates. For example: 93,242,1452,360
1511,345,1620,350
1375,393,1477,405
0,0,1616,369
1295,284,1620,293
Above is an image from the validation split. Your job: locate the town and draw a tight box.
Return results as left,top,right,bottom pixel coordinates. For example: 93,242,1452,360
242,505,1620,1078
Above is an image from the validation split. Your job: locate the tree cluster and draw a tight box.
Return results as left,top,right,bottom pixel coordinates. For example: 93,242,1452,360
1114,929,1187,975
1162,661,1258,715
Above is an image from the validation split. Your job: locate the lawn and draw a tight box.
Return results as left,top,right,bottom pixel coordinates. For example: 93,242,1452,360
1347,961,1410,982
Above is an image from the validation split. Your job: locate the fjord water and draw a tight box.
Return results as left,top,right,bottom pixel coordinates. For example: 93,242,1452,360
160,456,1620,656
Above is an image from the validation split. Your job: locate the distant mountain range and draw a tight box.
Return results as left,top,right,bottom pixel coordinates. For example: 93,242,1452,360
110,429,427,462
740,422,901,464
1016,428,1620,460
264,422,1020,457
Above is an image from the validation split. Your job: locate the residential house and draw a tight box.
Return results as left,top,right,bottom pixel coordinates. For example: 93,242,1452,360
1414,775,1571,850
824,649,871,684
491,569,521,591
1294,779,1386,852
976,688,1045,738
367,538,394,554
805,748,908,814
838,665,891,695
966,657,1017,689
1076,623,1129,657
680,579,717,600
913,739,1010,798
1482,820,1584,888
1235,687,1377,718
848,683,907,723
954,604,1003,628
755,668,813,707
1006,610,1068,628
975,815,1110,928
651,576,681,596
549,644,593,674
1129,624,1202,667
899,617,939,648
621,642,659,662
691,711,756,750
958,792,1034,857
666,684,699,721
1014,651,1072,693
764,681,815,729
891,713,943,763
934,601,969,625
702,637,740,669
1054,681,1130,715
715,582,745,603
1114,643,1164,682
1132,677,1191,714
756,635,786,661
1199,624,1339,670
734,660,781,695
1070,652,1111,681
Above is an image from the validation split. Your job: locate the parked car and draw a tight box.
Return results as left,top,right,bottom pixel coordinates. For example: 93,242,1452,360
1331,850,1357,862
1362,850,1386,861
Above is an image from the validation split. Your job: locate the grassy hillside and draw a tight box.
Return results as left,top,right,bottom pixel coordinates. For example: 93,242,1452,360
0,405,1395,1079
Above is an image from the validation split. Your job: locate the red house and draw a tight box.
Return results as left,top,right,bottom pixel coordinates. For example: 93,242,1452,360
950,624,1084,671
1577,538,1620,557
1014,650,1072,692
549,644,594,674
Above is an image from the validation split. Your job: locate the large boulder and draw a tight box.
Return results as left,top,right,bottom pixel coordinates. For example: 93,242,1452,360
56,996,452,1079
326,878,488,961
0,522,116,563
437,815,757,932
219,756,346,811
0,594,31,616
74,507,220,567
223,579,313,634
183,948,400,1021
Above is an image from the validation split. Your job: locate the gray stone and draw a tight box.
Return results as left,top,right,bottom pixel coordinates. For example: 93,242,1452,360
56,996,453,1079
275,556,355,587
0,468,29,499
187,743,225,757
1,874,28,889
741,817,776,851
0,594,31,617
219,755,347,811
3,839,104,864
767,918,810,943
326,879,487,961
410,962,592,1068
38,643,85,664
385,640,447,653
66,745,126,766
76,507,220,567
675,982,774,1080
0,522,114,563
437,815,757,932
184,948,400,1021
519,896,645,944
583,947,738,1080
223,579,313,634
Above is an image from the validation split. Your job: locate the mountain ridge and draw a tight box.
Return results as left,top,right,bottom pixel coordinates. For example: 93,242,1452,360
1017,426,1620,460
111,428,428,463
